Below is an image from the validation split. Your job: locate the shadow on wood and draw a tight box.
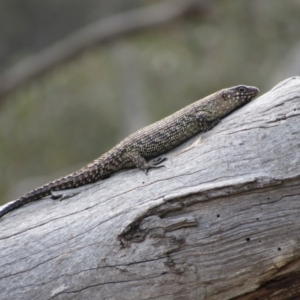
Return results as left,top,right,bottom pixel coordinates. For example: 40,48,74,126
0,77,300,299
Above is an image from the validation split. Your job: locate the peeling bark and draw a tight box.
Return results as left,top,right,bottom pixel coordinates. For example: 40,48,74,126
0,77,300,299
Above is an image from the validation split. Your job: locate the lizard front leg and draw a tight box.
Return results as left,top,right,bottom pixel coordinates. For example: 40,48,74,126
123,152,166,174
195,110,220,132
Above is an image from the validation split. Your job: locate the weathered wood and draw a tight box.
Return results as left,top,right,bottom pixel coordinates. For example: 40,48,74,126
0,77,300,299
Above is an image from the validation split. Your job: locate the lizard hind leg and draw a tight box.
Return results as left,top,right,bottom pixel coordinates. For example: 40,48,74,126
51,190,81,201
124,152,166,174
50,174,97,201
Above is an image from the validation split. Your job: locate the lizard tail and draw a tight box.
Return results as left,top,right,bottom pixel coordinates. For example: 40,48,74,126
0,186,53,218
0,167,103,219
0,154,118,219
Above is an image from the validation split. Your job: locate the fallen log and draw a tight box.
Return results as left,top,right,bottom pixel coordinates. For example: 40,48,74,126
1,77,300,299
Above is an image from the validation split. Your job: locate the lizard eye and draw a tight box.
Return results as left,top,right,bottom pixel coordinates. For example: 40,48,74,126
237,86,246,93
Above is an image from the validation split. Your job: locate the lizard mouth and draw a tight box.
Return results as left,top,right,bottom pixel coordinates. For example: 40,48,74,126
246,88,259,102
250,87,259,97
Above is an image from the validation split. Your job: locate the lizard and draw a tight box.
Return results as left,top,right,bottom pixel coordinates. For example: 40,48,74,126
0,85,259,219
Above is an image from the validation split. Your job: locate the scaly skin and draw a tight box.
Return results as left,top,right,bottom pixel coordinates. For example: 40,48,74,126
0,85,259,218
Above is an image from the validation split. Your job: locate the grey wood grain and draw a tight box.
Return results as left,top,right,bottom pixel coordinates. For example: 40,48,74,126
1,77,300,300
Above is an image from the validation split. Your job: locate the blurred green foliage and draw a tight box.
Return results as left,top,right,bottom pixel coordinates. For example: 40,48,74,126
1,0,300,204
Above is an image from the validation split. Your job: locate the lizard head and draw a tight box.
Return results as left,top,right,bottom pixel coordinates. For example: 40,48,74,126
222,85,259,103
209,85,259,118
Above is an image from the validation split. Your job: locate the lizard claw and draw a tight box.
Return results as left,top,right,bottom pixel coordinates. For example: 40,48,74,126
151,157,167,165
143,162,166,175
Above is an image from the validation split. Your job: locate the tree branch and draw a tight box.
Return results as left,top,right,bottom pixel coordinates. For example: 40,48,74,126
0,0,210,101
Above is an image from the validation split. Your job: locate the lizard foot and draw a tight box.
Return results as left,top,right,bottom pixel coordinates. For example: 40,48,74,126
151,157,167,166
51,190,80,201
143,157,167,174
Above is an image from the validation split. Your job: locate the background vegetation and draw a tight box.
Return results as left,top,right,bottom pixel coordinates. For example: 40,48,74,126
1,0,300,205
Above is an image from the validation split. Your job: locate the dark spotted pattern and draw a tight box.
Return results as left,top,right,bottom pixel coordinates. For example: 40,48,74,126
0,85,259,218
